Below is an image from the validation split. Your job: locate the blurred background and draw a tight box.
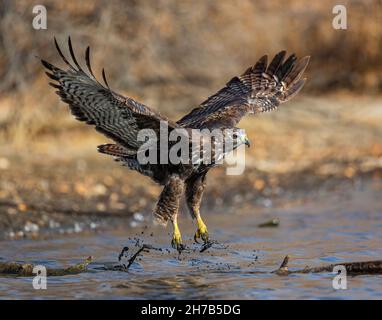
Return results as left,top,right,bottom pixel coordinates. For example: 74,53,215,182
0,0,382,239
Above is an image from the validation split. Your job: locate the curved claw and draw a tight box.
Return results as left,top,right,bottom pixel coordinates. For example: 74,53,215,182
194,227,209,244
171,234,184,254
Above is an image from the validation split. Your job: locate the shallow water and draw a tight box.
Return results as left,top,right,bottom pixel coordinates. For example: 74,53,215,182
1,183,382,300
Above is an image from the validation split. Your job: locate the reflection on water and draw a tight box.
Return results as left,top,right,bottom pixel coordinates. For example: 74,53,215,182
1,184,382,299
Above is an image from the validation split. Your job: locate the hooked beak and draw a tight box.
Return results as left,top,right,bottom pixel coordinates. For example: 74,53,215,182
245,138,251,148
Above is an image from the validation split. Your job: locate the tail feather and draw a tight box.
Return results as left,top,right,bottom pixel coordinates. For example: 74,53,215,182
97,143,136,157
98,143,158,180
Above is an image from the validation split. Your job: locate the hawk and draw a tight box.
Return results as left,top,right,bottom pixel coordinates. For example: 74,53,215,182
42,38,309,252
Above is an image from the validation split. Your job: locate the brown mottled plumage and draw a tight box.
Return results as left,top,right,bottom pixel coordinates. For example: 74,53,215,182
42,38,309,252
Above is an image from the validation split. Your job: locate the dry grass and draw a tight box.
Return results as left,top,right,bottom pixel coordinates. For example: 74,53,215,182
0,0,381,170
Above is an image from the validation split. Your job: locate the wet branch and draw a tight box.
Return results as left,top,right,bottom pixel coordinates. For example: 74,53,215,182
118,244,156,270
2,251,382,277
0,256,92,277
274,255,382,276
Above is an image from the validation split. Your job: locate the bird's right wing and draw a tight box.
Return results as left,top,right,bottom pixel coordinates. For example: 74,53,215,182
42,37,177,150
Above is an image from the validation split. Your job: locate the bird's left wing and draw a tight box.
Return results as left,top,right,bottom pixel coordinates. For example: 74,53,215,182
177,51,309,129
42,37,178,151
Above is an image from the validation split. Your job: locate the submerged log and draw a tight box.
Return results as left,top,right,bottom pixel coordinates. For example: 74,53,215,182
274,255,382,276
0,256,92,277
2,251,382,277
258,218,280,228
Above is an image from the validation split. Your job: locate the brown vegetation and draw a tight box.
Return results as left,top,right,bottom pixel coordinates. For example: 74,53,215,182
0,1,382,237
1,0,382,150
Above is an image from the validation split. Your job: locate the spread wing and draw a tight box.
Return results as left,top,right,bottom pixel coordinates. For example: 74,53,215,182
42,37,178,150
177,51,309,129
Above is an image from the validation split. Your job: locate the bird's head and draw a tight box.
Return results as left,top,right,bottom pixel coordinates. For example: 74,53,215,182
231,128,251,149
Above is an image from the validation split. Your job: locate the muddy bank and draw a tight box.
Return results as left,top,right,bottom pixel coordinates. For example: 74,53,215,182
1,94,382,240
0,153,381,241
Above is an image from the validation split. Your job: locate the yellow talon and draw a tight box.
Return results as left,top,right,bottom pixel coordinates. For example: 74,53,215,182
171,220,184,253
194,216,209,243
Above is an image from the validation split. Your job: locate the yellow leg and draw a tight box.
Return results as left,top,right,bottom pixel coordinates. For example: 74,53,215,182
171,216,184,253
194,213,209,243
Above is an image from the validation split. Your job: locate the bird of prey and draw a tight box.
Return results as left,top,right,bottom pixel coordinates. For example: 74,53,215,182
42,38,309,252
